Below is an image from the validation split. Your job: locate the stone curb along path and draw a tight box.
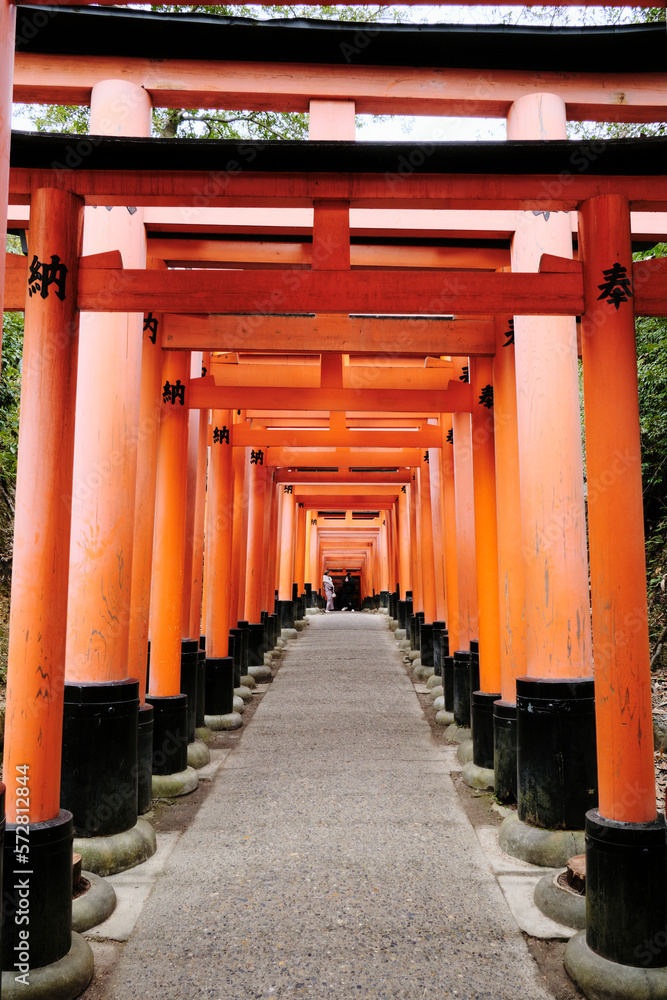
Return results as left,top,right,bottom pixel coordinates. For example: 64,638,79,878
82,613,555,1000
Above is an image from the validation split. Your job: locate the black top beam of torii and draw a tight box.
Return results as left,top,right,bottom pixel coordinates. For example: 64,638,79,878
14,4,667,73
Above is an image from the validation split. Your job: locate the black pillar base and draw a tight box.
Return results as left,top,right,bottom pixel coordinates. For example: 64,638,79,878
248,622,267,667
278,600,295,629
472,691,501,770
196,638,206,729
205,656,235,716
228,629,242,686
137,704,154,815
61,679,139,838
145,694,188,776
236,621,250,674
517,676,597,830
380,590,389,608
452,650,471,728
3,809,72,972
180,638,199,744
419,623,434,669
586,810,667,968
443,655,455,712
493,700,517,803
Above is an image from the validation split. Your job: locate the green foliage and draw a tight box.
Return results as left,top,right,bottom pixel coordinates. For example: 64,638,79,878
0,311,22,484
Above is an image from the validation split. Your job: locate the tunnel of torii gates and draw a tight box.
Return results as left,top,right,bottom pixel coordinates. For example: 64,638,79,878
3,3,667,996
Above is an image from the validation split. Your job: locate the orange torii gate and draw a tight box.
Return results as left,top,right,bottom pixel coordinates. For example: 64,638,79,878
3,7,667,997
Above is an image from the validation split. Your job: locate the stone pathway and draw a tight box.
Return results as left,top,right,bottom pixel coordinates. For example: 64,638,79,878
93,613,552,1000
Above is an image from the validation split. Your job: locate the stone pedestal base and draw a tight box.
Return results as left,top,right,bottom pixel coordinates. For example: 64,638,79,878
74,818,157,877
565,931,667,1000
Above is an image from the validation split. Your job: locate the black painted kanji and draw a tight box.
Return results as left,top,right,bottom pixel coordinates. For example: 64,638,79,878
597,263,632,310
28,254,68,301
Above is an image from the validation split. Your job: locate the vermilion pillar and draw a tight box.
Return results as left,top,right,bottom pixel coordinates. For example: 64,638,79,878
181,351,203,638
468,356,502,773
397,485,411,599
469,357,501,694
564,193,667,980
309,515,319,596
507,94,592,681
278,487,295,601
230,418,248,624
266,478,280,611
492,314,526,801
1,189,92,980
3,188,82,823
440,415,460,652
188,353,209,639
63,79,154,846
580,196,654,823
66,81,151,684
506,93,595,835
452,409,478,648
245,453,267,622
205,409,234,656
417,459,437,623
427,447,447,621
408,478,422,611
294,502,307,595
149,351,190,698
127,276,164,697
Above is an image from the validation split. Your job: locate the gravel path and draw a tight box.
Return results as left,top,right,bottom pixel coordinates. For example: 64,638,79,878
99,613,551,1000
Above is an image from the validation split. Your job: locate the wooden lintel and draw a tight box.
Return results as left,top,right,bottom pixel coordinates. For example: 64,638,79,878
190,382,472,413
74,268,584,316
263,448,422,467
219,425,443,448
10,166,667,211
163,313,496,355
276,471,411,485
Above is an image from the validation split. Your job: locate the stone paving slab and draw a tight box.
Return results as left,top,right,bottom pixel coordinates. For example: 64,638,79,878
89,614,552,1000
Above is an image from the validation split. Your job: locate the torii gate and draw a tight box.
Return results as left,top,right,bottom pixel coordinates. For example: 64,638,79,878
3,7,667,998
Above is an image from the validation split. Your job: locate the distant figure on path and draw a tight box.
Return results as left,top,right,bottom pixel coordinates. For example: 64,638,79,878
341,572,356,611
323,570,335,612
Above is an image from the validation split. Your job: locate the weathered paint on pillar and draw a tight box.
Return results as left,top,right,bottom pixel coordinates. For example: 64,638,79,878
397,484,411,598
66,80,151,683
507,93,591,679
278,487,295,601
148,351,190,697
494,315,527,704
580,195,655,823
470,356,502,693
3,188,83,822
204,408,234,658
440,415,460,649
452,408,478,648
244,453,267,622
418,458,438,622
0,0,16,344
